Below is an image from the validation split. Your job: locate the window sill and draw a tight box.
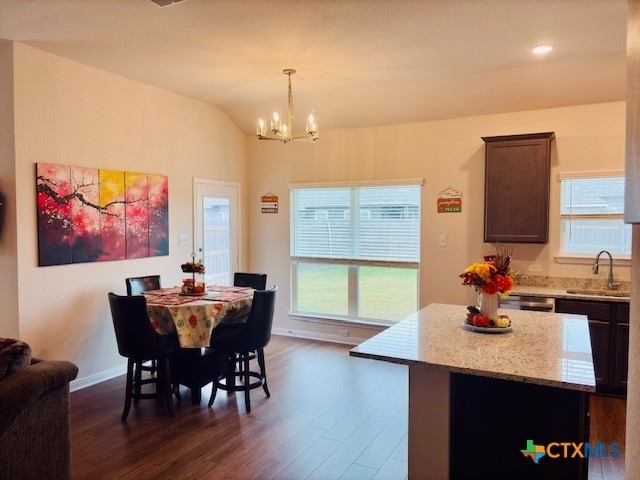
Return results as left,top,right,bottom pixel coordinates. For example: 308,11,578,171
555,254,631,266
288,312,396,330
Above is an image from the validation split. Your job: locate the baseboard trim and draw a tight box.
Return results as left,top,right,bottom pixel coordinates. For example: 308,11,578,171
272,327,363,346
70,364,126,392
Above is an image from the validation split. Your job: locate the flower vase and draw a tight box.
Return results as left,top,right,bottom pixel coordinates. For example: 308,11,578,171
479,292,499,321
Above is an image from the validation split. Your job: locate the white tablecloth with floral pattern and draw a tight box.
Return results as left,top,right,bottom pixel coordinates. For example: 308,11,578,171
144,287,253,348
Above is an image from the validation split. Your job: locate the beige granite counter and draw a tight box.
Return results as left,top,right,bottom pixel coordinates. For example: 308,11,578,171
350,303,596,392
510,275,631,302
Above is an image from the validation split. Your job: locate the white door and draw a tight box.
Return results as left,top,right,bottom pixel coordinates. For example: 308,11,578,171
194,179,240,286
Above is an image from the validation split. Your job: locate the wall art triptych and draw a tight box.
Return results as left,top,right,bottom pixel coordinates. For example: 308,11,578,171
36,163,169,266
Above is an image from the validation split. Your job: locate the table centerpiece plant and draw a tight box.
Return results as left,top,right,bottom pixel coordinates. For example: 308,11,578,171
459,245,515,327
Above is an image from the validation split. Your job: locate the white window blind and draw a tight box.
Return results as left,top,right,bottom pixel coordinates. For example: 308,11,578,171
291,185,420,265
559,172,631,256
289,182,421,323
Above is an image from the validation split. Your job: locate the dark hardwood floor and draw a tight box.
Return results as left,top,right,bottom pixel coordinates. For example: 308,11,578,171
70,335,625,480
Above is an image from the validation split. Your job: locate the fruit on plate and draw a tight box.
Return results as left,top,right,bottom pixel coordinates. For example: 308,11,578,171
494,315,511,328
466,306,480,325
473,314,490,328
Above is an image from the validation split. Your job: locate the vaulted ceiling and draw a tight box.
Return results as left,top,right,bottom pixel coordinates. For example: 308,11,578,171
0,0,628,135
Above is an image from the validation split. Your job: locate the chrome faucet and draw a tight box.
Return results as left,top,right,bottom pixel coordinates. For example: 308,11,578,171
592,250,617,290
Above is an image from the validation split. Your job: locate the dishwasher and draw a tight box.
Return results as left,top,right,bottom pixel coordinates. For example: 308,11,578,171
499,295,555,312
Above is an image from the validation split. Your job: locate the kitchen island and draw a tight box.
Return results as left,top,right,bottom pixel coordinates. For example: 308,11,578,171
350,303,596,480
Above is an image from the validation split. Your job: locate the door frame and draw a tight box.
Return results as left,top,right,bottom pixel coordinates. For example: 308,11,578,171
193,178,242,280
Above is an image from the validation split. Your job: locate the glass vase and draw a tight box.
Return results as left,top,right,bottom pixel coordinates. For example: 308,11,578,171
479,292,499,321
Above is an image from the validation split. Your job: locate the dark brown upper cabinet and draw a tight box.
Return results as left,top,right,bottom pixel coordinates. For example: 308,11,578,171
482,132,555,243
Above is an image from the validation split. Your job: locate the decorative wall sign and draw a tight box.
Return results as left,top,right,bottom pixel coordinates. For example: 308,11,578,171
261,193,278,214
36,163,169,266
437,187,462,213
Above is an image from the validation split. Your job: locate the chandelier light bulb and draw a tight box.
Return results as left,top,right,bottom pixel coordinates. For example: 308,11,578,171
257,115,267,136
271,110,281,133
306,110,318,134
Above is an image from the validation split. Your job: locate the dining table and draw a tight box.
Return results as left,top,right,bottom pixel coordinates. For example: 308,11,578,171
142,285,254,404
143,285,253,348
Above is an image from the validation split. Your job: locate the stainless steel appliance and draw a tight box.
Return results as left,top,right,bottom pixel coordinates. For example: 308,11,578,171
499,295,555,312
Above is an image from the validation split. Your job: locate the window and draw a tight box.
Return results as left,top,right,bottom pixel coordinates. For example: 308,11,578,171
290,182,421,324
559,172,631,256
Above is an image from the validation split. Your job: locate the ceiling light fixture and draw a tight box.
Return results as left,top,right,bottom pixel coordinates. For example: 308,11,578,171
256,69,318,143
532,44,554,55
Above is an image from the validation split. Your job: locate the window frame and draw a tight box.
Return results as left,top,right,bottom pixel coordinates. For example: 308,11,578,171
557,170,631,261
289,178,423,325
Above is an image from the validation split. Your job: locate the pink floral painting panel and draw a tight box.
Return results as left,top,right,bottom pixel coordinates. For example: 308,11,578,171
125,172,150,259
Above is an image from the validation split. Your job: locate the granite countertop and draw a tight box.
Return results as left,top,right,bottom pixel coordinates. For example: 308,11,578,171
349,303,596,392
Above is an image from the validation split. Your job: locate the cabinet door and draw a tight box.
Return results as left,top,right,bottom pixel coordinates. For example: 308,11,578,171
588,320,610,386
482,132,554,243
615,323,629,389
555,298,611,390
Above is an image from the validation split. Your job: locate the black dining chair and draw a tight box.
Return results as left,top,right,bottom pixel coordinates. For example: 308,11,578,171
126,275,161,295
232,272,267,367
208,286,277,413
125,275,162,375
233,272,267,290
108,292,179,420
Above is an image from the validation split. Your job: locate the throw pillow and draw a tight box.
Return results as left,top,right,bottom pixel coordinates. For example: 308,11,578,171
0,338,32,380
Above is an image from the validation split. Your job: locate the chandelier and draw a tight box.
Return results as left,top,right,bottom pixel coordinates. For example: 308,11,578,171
256,69,318,143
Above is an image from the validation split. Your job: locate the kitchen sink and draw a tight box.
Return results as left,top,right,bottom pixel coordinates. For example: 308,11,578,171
565,289,631,298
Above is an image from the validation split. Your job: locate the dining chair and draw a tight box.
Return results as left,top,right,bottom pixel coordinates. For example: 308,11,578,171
208,286,277,413
108,292,179,420
125,275,162,375
232,272,267,367
233,272,267,290
125,275,161,295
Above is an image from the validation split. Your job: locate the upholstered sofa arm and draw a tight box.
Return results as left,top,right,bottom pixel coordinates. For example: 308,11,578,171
0,359,78,437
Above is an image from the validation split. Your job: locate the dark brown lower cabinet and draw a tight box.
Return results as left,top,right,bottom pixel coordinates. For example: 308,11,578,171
615,303,630,389
555,298,629,397
586,320,610,386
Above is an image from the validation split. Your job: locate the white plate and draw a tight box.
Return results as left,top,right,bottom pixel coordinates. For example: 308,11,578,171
461,321,513,334
179,291,208,297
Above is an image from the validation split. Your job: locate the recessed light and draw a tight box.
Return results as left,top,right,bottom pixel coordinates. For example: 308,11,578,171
532,44,554,55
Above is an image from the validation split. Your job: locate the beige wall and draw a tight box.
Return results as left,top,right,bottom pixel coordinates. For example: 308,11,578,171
6,43,248,386
0,42,19,339
248,101,627,342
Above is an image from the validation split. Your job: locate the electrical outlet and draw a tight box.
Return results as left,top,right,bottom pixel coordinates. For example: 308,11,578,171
178,233,190,246
438,234,447,247
339,329,349,337
528,264,542,272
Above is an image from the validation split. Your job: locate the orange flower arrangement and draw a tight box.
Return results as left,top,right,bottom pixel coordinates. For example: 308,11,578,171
459,246,514,296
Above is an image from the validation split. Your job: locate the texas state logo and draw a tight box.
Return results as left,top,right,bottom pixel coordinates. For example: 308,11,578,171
520,439,621,463
520,439,546,464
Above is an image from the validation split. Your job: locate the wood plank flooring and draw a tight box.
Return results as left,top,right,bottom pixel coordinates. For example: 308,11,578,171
70,335,625,480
